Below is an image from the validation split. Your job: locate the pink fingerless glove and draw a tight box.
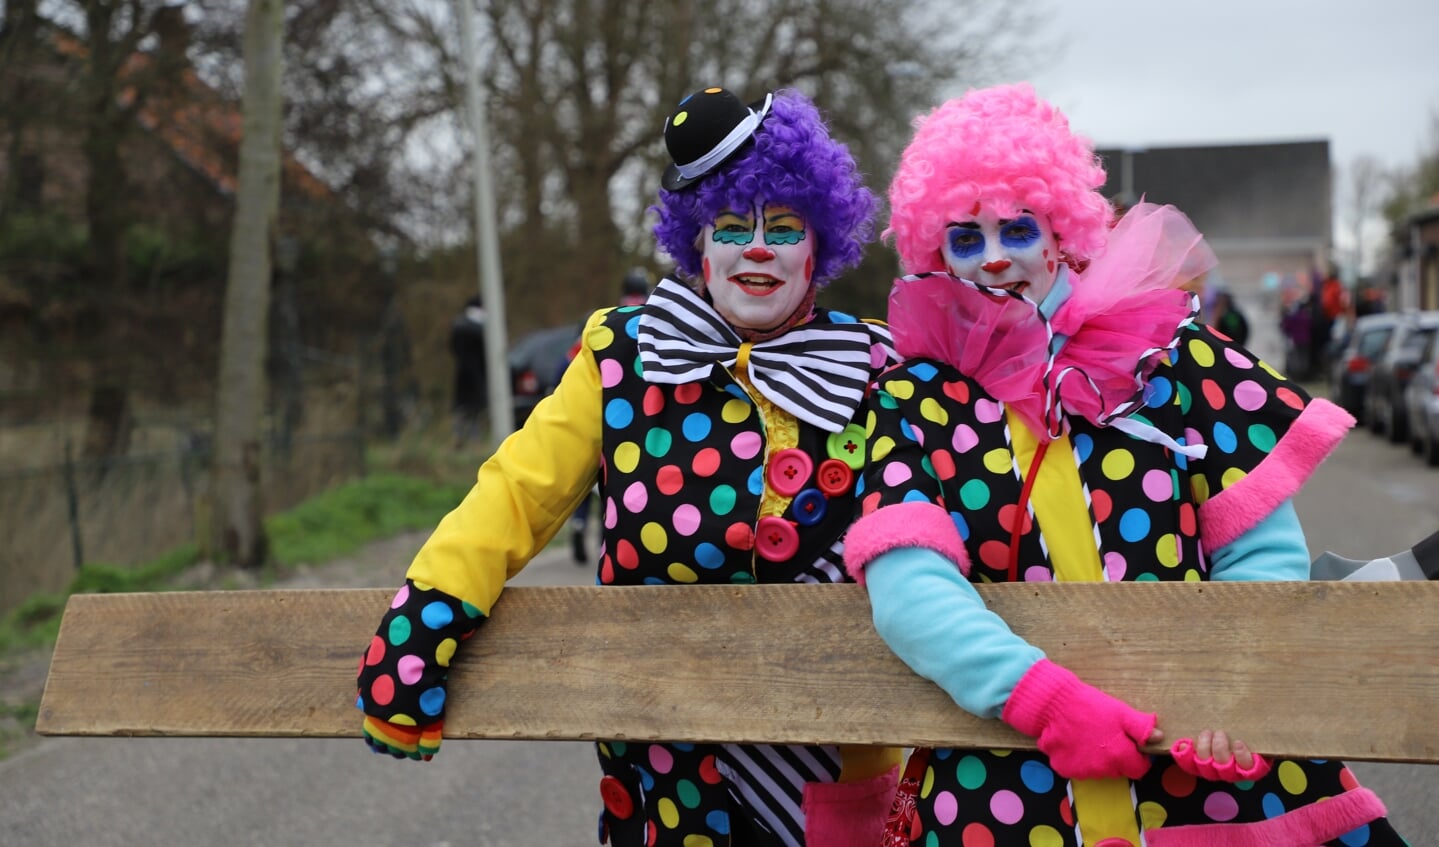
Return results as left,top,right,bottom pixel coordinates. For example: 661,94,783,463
1000,658,1157,780
1170,738,1272,782
801,766,899,847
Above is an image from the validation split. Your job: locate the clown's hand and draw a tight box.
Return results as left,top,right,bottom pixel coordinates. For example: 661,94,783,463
1171,730,1271,782
362,714,443,762
1001,659,1160,780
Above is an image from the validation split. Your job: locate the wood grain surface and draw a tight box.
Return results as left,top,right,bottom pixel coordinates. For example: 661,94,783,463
35,581,1439,762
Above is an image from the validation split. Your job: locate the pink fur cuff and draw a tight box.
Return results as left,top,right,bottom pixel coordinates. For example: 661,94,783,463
1199,398,1355,550
842,501,971,583
1145,786,1385,847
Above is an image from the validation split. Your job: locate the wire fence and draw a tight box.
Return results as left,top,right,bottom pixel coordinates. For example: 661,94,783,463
0,429,365,618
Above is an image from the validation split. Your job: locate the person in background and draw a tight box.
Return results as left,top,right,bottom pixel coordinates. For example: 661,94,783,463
1280,291,1315,380
843,83,1401,846
1312,265,1346,376
356,85,902,846
1209,289,1250,346
448,295,488,446
567,267,653,564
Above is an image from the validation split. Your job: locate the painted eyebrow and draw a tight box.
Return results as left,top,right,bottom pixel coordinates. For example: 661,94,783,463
948,215,1036,229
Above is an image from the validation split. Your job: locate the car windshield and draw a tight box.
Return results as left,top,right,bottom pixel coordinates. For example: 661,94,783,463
1358,327,1393,358
1402,328,1436,355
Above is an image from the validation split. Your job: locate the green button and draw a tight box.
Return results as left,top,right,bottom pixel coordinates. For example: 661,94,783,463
826,424,867,470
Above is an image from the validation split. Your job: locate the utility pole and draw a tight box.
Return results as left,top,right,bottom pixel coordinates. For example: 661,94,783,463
454,0,514,438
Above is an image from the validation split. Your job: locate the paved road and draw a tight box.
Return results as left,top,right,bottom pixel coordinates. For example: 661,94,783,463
4,406,1438,846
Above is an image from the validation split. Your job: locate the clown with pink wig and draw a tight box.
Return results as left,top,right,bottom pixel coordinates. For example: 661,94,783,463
355,86,903,846
842,84,1402,845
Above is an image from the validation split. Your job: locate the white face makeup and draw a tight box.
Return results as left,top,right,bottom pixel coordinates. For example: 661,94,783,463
701,202,815,331
942,205,1061,303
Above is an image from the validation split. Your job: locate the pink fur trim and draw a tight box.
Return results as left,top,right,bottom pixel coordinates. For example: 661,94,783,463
1145,787,1386,847
842,501,970,583
1199,398,1355,550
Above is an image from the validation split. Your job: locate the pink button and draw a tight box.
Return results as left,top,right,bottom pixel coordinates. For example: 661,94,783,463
766,448,813,497
755,516,800,562
1093,839,1135,847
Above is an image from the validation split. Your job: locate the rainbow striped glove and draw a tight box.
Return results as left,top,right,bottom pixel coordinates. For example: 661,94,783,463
362,714,443,761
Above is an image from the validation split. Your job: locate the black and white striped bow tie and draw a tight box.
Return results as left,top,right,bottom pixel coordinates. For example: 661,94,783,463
637,278,888,433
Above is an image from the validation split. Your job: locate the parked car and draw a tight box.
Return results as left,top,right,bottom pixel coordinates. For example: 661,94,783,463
1365,311,1439,443
507,323,582,428
1406,326,1439,466
1330,312,1404,422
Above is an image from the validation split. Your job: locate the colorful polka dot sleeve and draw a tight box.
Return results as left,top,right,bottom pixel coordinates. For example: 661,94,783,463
355,579,484,759
1157,324,1314,507
858,378,950,519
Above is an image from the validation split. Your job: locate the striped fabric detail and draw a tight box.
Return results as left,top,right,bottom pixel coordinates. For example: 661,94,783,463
796,537,847,585
638,278,888,433
716,541,846,844
719,742,844,846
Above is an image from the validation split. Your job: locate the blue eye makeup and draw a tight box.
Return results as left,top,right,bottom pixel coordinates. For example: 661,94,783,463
712,210,756,245
765,229,805,246
946,225,984,259
713,229,755,245
1000,216,1042,247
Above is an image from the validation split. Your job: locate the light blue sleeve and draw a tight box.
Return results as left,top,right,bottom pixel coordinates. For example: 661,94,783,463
865,547,1044,719
1208,499,1309,582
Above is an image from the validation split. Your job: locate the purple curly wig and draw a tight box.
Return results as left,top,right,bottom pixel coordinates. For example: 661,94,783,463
886,83,1114,275
652,90,877,287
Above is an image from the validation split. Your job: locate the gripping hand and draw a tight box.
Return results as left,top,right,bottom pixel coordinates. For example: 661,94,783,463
362,714,443,761
1001,658,1159,780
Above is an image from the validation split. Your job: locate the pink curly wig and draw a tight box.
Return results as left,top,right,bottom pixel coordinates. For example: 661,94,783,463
886,83,1114,275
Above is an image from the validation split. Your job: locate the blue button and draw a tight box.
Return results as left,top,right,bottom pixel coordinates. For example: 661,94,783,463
791,489,828,526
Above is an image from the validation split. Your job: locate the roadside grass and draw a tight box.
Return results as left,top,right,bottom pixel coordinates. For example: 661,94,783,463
0,430,489,759
0,471,470,654
0,468,474,758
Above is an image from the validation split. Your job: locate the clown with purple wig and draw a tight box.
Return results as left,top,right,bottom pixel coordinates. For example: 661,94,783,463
842,83,1402,845
354,86,901,846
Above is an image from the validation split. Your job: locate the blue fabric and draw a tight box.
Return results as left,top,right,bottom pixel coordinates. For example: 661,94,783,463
1209,498,1309,582
865,547,1043,719
862,500,1306,720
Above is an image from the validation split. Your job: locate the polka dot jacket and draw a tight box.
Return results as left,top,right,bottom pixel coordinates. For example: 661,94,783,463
859,323,1402,845
357,301,900,846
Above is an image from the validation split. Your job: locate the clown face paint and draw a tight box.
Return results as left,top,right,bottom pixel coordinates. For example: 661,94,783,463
942,206,1061,303
702,203,815,332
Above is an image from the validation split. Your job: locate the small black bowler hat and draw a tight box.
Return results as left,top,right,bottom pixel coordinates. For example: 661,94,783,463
661,87,773,191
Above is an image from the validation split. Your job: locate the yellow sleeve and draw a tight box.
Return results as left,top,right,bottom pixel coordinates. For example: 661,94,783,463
406,309,608,613
838,744,903,781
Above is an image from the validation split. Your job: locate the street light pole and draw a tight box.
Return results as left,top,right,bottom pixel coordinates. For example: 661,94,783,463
454,0,513,438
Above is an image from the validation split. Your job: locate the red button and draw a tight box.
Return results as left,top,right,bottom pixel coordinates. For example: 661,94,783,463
766,448,813,497
755,516,800,561
816,459,854,496
599,775,634,819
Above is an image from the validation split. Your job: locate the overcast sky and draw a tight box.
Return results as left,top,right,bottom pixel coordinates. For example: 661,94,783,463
1008,0,1439,174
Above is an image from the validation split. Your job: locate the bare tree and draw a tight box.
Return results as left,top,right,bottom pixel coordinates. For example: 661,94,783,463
1341,154,1387,278
20,1,196,458
463,0,1037,321
210,0,284,568
1383,107,1439,234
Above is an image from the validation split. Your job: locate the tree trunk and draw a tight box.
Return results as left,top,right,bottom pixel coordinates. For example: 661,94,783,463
78,3,135,460
210,0,285,569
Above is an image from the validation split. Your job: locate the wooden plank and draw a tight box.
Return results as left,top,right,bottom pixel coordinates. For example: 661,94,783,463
35,581,1439,763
